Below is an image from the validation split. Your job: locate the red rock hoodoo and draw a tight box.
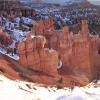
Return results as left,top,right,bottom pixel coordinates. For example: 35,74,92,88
18,35,59,77
18,20,100,87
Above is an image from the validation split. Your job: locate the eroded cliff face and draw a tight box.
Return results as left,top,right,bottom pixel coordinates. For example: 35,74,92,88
0,28,13,46
18,35,59,77
18,20,100,87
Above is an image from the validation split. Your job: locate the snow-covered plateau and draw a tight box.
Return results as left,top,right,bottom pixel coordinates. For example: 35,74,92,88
0,75,99,100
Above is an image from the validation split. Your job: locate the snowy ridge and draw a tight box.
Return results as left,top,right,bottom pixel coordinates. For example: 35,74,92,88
0,48,19,61
63,0,88,5
19,0,88,5
0,75,99,100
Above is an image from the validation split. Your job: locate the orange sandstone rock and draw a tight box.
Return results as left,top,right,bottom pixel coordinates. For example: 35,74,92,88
18,41,27,66
39,48,58,76
18,20,100,86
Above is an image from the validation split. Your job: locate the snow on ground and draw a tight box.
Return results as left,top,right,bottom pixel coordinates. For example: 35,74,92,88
0,75,99,100
0,48,19,61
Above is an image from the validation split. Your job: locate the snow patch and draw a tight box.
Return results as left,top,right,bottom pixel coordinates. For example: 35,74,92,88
0,48,19,61
0,75,99,100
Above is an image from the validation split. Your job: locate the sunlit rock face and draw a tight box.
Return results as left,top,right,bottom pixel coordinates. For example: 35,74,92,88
18,20,100,87
18,34,59,77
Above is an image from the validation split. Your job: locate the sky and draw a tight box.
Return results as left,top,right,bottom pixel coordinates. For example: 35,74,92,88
88,0,100,5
